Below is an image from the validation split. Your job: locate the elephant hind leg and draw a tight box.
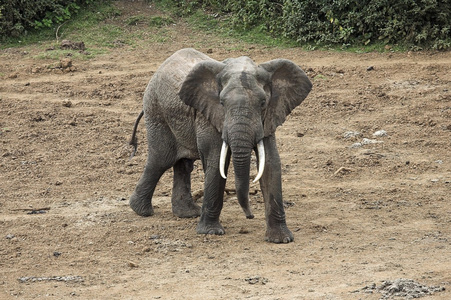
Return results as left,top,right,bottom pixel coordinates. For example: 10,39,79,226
130,126,177,216
130,161,168,216
171,158,201,218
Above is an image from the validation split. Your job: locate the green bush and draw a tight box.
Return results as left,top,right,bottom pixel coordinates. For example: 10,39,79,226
0,0,96,39
169,0,451,49
282,0,451,49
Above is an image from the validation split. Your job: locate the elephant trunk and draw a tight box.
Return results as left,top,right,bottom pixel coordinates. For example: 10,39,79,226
219,135,265,219
231,144,254,219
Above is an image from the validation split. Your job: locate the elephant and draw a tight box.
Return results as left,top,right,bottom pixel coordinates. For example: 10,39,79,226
129,48,312,243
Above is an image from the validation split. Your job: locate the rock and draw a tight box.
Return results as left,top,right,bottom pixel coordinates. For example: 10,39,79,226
62,100,72,108
60,58,72,69
18,276,84,283
350,138,383,148
60,40,86,51
245,276,268,285
238,227,249,234
343,131,361,139
373,130,387,137
31,67,42,74
361,138,383,145
334,166,354,175
68,117,77,126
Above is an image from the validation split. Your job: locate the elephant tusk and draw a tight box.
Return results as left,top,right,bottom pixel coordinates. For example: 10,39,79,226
253,140,265,183
219,141,228,179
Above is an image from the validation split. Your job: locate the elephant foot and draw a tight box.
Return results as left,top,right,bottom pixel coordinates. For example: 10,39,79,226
130,193,154,217
241,207,254,219
172,201,201,218
265,224,294,244
196,220,225,235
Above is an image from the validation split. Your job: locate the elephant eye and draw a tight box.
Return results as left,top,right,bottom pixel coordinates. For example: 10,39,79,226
260,96,267,108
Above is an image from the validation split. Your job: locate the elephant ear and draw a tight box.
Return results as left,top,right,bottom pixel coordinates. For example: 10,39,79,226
259,59,312,136
178,60,226,133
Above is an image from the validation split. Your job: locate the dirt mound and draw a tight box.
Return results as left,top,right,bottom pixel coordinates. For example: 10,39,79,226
358,278,445,299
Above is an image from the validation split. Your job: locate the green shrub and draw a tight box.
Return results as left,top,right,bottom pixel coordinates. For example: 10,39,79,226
166,0,451,49
0,0,98,39
282,0,451,49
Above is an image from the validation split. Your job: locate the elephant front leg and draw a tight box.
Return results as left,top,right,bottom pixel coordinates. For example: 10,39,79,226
259,136,294,243
171,159,201,218
196,161,227,235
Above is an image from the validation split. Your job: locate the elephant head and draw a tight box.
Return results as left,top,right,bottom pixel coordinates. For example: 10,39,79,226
179,56,312,215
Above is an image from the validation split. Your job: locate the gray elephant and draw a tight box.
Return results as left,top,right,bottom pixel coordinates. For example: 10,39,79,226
129,48,312,243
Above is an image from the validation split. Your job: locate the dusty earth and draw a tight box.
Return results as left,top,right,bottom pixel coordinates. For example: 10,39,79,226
1,1,451,299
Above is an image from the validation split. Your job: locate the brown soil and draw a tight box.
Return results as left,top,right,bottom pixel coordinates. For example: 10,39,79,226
1,1,450,299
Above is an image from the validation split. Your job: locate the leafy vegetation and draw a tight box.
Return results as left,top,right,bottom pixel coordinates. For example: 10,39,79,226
156,0,451,50
0,0,92,38
0,1,122,49
1,0,449,51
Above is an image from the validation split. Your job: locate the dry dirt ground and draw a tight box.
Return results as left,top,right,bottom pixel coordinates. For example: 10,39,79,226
1,1,451,299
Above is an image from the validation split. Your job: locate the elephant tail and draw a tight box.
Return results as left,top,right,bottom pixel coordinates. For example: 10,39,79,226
129,110,144,159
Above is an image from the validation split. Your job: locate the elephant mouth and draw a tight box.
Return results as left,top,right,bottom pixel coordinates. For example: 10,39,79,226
219,140,265,183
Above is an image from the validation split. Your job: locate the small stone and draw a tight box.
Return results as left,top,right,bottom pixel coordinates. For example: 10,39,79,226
343,131,360,138
127,261,138,268
31,67,42,74
60,58,72,69
62,100,72,108
6,234,15,239
373,130,387,137
296,132,304,137
361,138,383,145
238,228,249,234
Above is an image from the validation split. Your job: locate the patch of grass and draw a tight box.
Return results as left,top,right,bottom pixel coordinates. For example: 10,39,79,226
34,48,106,60
313,74,328,81
125,15,148,26
185,10,296,48
149,16,175,28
